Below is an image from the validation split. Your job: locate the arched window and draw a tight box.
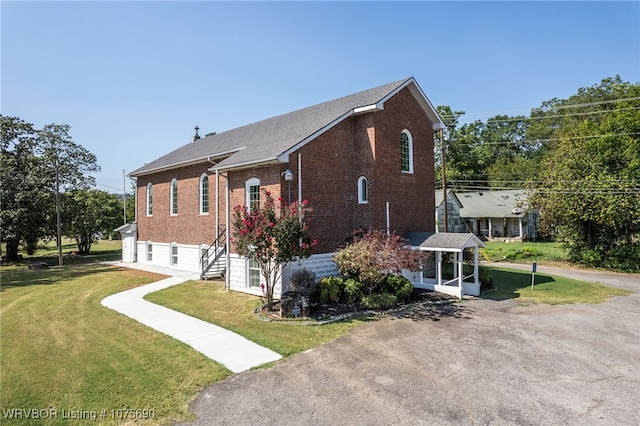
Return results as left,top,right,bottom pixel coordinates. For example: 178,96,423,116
357,176,368,204
199,174,209,214
146,183,153,216
170,178,178,215
400,129,413,173
245,178,260,212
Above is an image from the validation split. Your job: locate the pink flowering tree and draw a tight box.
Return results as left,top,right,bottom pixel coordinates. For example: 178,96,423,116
232,189,317,311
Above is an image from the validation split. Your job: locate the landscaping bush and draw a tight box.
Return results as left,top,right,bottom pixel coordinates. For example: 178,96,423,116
362,293,397,309
479,266,494,291
317,276,344,303
288,268,317,298
343,278,364,304
378,274,413,302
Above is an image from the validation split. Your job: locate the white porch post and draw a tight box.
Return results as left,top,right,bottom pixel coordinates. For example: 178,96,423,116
453,251,458,279
519,217,524,241
488,218,493,238
436,251,442,286
474,246,479,284
458,251,463,290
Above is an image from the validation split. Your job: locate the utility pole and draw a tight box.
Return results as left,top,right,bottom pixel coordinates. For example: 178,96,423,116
55,156,63,266
123,169,127,224
440,129,448,233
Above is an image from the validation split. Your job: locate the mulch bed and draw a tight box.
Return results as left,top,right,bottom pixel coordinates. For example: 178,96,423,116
255,289,464,324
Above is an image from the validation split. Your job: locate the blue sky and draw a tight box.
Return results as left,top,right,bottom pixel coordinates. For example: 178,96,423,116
3,1,639,193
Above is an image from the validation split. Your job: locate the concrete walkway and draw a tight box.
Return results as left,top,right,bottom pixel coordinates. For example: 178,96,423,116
100,262,282,373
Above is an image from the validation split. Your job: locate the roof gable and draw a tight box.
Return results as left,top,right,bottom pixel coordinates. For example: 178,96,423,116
130,77,444,176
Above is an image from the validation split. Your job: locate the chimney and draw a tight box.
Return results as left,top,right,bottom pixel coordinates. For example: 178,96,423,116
192,126,200,142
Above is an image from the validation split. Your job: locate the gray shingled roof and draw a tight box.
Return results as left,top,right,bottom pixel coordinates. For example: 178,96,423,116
413,232,485,251
458,190,529,218
130,77,444,176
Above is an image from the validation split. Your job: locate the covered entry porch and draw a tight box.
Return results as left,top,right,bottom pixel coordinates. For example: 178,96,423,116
405,232,485,299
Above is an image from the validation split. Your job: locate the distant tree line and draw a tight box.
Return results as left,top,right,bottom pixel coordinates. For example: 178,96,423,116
1,116,125,261
436,76,640,270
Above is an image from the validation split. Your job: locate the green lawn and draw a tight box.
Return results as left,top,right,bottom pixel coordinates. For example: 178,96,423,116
1,241,366,425
145,280,369,357
482,241,568,264
1,245,230,425
484,267,631,304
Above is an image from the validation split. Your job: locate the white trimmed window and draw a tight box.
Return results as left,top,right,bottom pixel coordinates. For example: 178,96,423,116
245,178,260,211
171,244,178,265
146,183,153,216
199,174,209,214
248,259,261,288
170,178,178,215
147,242,153,261
358,176,368,204
401,129,414,173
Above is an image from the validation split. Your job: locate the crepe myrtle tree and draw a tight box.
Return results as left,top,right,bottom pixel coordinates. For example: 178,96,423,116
232,190,317,311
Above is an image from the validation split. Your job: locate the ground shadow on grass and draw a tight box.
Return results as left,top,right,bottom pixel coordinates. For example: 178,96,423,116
0,264,123,290
481,268,555,301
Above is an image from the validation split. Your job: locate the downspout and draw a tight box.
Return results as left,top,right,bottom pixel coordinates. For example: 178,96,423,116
130,176,138,262
225,172,230,291
297,153,302,204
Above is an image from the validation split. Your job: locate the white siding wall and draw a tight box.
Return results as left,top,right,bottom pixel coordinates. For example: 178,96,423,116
136,241,202,273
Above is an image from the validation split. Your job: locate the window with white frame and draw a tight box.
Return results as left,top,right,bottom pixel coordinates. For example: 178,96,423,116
200,174,209,214
400,129,414,173
170,178,178,215
248,259,261,288
146,183,153,216
200,246,209,270
245,178,260,211
147,242,153,261
357,176,368,204
171,244,178,265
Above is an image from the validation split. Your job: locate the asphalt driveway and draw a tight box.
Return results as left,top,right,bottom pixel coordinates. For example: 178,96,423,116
179,266,640,426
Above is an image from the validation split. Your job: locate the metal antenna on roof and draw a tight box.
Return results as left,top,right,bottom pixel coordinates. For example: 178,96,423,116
193,126,200,142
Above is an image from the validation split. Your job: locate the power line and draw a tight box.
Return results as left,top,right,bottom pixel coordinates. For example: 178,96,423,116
449,131,640,147
439,96,640,122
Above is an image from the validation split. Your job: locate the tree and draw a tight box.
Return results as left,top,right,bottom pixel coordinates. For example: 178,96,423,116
62,189,123,254
0,116,53,260
0,117,100,262
532,77,640,270
333,229,424,296
232,190,316,311
37,123,100,265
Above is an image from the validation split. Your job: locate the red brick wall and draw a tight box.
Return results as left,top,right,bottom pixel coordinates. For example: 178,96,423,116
136,86,435,253
371,86,436,235
136,163,224,245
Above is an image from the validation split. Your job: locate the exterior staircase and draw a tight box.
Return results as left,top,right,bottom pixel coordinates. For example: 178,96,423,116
200,227,227,280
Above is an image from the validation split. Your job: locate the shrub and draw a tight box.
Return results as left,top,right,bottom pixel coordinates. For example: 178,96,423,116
362,293,397,309
479,266,494,291
317,276,344,303
343,278,364,304
288,268,317,298
333,229,423,295
379,274,413,302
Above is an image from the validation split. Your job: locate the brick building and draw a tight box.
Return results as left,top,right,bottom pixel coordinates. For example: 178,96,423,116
128,77,445,297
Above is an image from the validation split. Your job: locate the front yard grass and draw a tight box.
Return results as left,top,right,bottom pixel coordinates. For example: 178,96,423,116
482,241,568,264
145,280,369,357
485,267,631,304
1,255,229,425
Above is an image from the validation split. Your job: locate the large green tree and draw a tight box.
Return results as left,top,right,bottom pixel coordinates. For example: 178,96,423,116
0,117,100,262
532,77,640,270
1,116,53,260
62,189,122,254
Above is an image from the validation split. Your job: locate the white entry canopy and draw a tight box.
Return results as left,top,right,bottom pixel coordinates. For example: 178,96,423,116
405,232,485,299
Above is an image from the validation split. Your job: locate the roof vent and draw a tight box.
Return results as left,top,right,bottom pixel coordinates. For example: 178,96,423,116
192,126,200,142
